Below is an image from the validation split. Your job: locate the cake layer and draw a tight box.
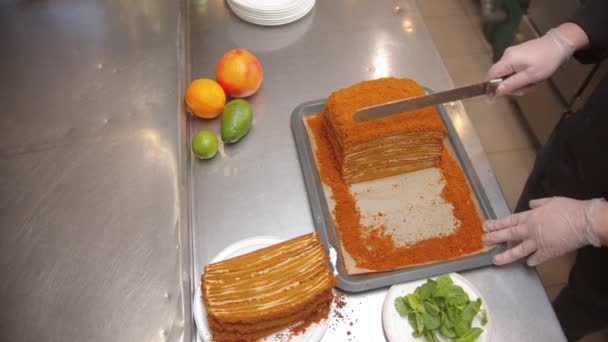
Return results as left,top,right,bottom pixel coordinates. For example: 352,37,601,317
342,131,444,183
209,304,332,342
323,77,447,183
207,290,333,341
202,233,336,341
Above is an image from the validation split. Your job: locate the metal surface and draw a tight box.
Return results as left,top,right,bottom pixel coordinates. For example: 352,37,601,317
352,79,502,121
292,98,506,292
189,1,565,341
0,1,191,342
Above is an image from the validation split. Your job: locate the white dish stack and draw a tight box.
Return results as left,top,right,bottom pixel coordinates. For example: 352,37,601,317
227,0,316,26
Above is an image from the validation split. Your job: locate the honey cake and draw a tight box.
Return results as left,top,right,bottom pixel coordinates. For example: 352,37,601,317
323,77,447,183
202,233,336,341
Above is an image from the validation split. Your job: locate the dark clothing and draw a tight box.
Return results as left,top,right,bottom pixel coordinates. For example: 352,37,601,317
516,107,608,340
553,247,608,341
514,88,608,211
514,1,608,340
572,0,608,63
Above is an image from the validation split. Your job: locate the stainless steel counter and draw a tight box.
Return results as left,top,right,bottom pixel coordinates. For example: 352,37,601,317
188,1,565,341
0,0,565,341
1,1,191,342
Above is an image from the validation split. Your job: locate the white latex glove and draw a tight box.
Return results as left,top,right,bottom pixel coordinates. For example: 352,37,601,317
488,28,576,96
482,197,605,266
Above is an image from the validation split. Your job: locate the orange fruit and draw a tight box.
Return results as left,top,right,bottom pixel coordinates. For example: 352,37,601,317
184,78,226,119
216,48,263,98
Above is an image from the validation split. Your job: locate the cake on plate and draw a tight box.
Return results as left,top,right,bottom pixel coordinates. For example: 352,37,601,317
201,233,336,341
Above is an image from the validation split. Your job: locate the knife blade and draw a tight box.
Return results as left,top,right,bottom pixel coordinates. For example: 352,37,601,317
352,78,504,122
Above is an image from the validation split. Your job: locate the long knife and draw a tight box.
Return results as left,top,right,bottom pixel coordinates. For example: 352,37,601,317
352,78,504,122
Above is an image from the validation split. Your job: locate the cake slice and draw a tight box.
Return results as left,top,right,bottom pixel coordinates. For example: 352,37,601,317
323,77,447,183
202,233,336,342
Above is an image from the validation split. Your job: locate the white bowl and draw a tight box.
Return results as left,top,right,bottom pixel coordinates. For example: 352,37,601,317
382,273,492,342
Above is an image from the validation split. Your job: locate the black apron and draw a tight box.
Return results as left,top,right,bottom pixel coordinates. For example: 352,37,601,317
515,76,608,341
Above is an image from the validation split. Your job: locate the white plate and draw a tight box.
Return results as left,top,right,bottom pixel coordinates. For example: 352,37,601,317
226,3,314,53
228,3,310,24
229,0,309,14
382,273,492,342
231,0,306,11
227,0,314,26
193,236,330,342
242,2,314,26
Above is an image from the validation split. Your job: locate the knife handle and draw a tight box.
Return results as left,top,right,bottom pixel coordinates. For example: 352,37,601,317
486,74,513,94
486,78,504,94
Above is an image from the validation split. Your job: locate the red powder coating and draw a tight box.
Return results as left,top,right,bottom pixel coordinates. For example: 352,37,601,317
306,113,484,271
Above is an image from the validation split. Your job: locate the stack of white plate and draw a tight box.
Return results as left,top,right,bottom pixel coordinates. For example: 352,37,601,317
227,0,316,26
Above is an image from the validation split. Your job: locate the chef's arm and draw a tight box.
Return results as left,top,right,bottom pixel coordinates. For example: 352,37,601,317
482,197,607,266
571,0,608,63
487,22,588,96
594,199,608,246
555,22,589,52
488,0,608,95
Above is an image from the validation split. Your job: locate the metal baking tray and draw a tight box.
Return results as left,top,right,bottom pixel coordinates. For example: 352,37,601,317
291,97,506,293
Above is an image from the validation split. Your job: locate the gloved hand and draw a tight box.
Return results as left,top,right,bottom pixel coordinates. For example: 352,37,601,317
482,197,605,266
488,28,576,96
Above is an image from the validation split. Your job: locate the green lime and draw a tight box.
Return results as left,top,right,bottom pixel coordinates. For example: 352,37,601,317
192,130,218,159
221,99,253,143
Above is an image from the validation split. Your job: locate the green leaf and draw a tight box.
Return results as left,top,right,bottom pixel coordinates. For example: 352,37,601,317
447,306,459,323
424,300,441,317
439,323,457,339
422,312,441,330
445,286,470,307
454,316,472,337
455,327,483,342
394,297,411,317
436,274,453,287
408,312,417,330
416,280,437,300
415,312,425,334
461,301,481,323
434,283,467,303
441,312,454,329
425,330,439,342
481,309,488,326
407,293,424,313
434,296,446,308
